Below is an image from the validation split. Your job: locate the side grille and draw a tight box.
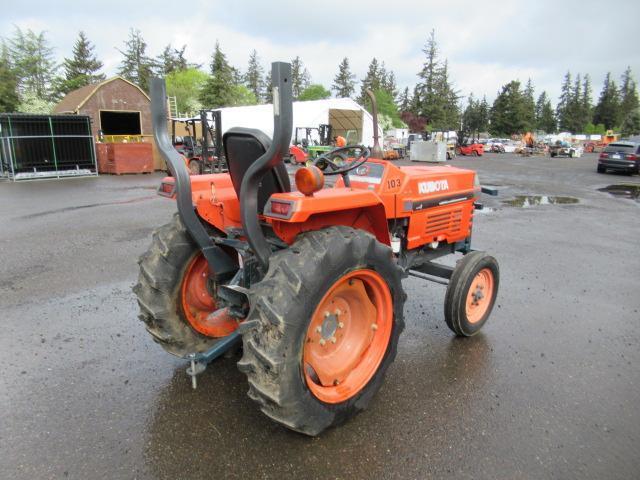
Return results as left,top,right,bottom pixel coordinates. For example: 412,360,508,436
425,208,463,236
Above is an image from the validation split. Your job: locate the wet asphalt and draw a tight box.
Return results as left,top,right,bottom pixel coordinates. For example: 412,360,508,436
1,153,639,479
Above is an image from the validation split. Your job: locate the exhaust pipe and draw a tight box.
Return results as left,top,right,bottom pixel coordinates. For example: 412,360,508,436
365,89,383,158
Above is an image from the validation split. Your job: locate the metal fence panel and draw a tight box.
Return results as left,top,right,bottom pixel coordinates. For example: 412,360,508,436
0,114,98,181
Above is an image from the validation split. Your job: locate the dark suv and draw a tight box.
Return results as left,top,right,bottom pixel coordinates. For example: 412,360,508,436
598,139,640,174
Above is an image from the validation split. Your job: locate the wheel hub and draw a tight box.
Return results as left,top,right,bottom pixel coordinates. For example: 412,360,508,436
320,312,339,340
471,286,484,305
181,253,239,337
465,268,494,324
303,269,393,404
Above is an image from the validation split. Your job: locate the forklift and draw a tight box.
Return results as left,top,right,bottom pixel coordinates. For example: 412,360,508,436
293,124,332,148
171,110,227,175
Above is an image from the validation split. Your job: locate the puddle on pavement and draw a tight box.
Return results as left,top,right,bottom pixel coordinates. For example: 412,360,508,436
502,195,579,208
474,206,495,214
598,184,640,201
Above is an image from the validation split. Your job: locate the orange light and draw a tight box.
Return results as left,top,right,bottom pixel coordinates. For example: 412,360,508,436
295,166,324,196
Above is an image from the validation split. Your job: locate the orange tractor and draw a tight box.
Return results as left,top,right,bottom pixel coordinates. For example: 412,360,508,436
135,62,500,436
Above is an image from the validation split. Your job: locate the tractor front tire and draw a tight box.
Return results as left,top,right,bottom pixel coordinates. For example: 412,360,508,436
237,226,405,436
444,251,499,337
133,213,229,356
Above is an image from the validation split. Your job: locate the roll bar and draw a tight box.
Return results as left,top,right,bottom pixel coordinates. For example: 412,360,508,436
150,77,238,281
240,62,293,271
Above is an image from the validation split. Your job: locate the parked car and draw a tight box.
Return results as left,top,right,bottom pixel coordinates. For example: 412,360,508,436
457,142,484,156
502,142,518,153
549,140,580,158
597,140,640,174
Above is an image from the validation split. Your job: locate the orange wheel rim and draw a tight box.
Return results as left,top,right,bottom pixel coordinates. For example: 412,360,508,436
180,253,237,337
303,269,393,404
465,268,494,324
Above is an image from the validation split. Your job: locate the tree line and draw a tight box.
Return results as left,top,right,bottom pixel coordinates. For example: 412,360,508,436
1,27,638,137
461,68,639,138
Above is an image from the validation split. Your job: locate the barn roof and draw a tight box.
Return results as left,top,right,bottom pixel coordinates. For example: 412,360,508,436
53,77,150,114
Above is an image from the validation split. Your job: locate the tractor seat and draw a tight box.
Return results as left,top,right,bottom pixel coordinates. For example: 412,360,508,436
223,127,291,213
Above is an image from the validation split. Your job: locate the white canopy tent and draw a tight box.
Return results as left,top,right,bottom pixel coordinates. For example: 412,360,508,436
187,98,382,148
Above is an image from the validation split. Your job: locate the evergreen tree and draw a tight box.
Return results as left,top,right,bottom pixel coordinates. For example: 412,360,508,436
535,91,556,133
619,67,639,129
383,70,398,101
358,58,381,104
523,79,536,131
414,31,459,131
0,44,20,112
556,71,573,131
436,60,460,131
490,80,528,135
156,44,190,75
593,72,621,130
117,29,156,91
244,50,264,102
621,109,640,136
414,30,438,117
263,70,273,103
398,86,411,112
8,27,57,100
331,57,356,98
478,96,489,132
410,84,421,113
291,56,311,100
566,74,583,132
199,41,237,108
462,93,480,135
55,31,105,96
462,93,489,136
581,74,593,128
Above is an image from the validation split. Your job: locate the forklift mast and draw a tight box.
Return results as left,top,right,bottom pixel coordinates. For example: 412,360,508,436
200,110,223,160
318,124,332,146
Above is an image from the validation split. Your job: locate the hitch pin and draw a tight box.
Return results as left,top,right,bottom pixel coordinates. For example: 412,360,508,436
190,359,197,389
187,353,199,389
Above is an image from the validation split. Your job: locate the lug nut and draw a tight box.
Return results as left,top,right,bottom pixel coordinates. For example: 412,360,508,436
335,309,341,316
333,379,340,386
315,326,322,333
330,336,337,344
338,321,344,329
324,311,331,318
371,323,378,331
319,338,326,346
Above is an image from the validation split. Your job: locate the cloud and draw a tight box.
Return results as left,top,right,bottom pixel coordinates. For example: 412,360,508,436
2,0,639,105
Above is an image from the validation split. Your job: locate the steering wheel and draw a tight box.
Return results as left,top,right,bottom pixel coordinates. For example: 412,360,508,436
313,145,370,180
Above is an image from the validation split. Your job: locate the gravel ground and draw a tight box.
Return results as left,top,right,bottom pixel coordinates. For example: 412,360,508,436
0,152,638,479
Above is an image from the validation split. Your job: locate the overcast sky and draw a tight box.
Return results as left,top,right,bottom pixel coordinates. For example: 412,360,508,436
3,0,639,105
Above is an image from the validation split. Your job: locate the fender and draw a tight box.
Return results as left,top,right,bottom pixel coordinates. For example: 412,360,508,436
264,189,390,245
157,174,242,232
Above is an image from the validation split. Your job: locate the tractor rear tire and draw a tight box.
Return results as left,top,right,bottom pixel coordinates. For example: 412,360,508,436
237,226,405,436
444,251,499,337
133,213,232,356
